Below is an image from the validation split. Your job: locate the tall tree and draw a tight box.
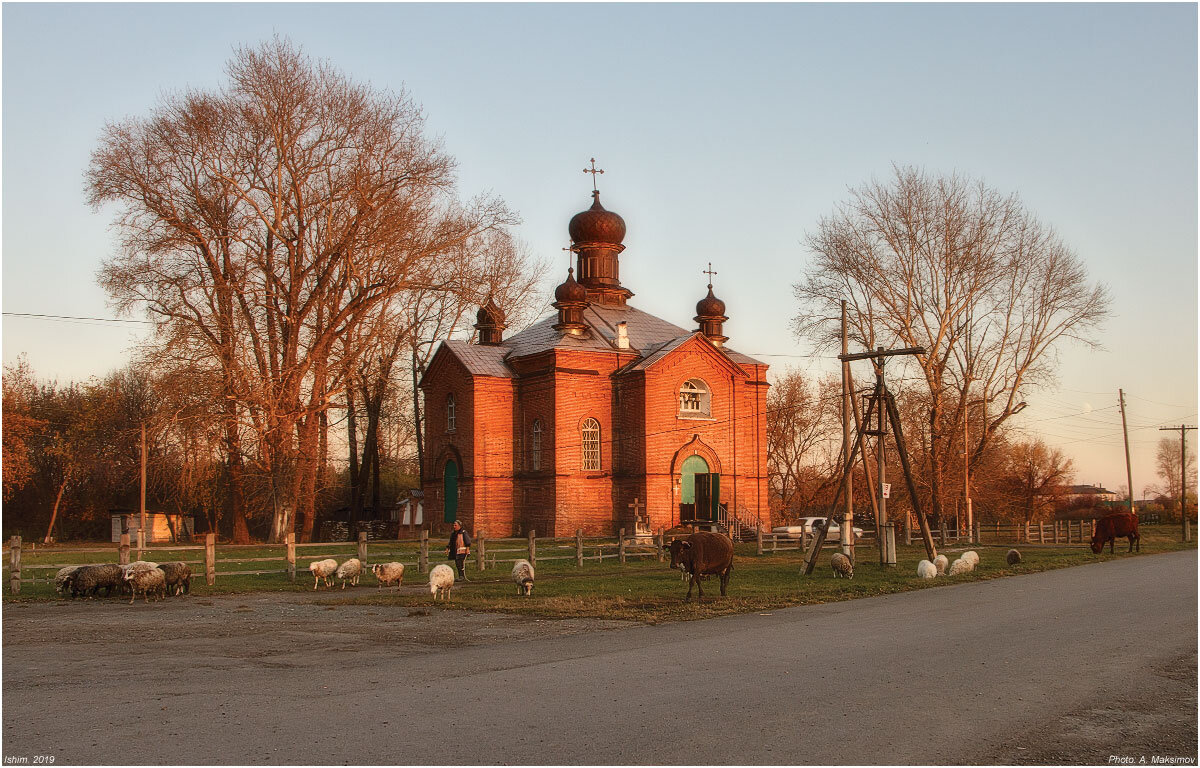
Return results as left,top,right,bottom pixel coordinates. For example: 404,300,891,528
1001,438,1074,522
794,166,1109,522
1155,436,1196,516
766,369,841,519
88,38,514,542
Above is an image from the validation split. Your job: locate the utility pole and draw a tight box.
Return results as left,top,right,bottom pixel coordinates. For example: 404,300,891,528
1118,390,1135,517
1160,425,1196,542
962,320,972,542
840,301,854,561
140,422,147,557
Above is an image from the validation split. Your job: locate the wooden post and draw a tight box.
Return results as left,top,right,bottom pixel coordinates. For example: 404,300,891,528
419,530,429,573
1039,521,1046,544
476,530,486,572
1054,520,1061,544
9,536,20,595
527,529,536,568
619,528,626,564
575,529,583,568
204,533,216,586
904,514,912,545
1024,521,1031,543
118,533,131,565
939,518,948,546
357,531,368,562
136,528,145,561
286,532,296,582
757,527,764,556
656,528,665,562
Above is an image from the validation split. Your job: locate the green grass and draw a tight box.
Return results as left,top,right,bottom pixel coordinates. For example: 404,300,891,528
4,525,1193,623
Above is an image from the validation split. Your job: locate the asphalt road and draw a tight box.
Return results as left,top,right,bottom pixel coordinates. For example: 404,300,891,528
4,551,1195,765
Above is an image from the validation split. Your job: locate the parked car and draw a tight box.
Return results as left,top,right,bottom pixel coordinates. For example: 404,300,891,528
773,516,864,542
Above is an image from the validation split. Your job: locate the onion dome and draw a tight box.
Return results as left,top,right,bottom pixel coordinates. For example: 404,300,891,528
694,282,728,347
554,267,588,304
569,190,626,246
696,285,726,319
474,297,506,346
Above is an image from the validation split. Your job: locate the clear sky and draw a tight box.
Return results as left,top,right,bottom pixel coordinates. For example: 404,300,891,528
3,2,1196,496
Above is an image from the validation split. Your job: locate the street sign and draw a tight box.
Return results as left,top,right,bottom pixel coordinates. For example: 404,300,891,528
882,483,891,499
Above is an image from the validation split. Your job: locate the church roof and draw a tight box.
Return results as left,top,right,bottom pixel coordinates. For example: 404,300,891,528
440,340,515,378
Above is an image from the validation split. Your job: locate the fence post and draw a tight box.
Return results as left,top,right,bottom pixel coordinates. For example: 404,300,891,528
619,528,626,564
575,529,583,568
656,528,665,562
204,533,216,586
1038,521,1045,544
476,530,486,572
419,530,429,573
904,515,912,545
974,521,981,545
756,527,764,556
939,519,948,546
1185,517,1191,543
527,529,536,568
286,532,296,582
1024,521,1031,543
9,536,21,595
119,533,131,565
357,531,368,563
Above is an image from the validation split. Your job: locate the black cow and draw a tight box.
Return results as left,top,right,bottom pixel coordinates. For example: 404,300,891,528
663,531,734,602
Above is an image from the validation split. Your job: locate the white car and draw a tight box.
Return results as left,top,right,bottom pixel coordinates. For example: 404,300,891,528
773,516,864,542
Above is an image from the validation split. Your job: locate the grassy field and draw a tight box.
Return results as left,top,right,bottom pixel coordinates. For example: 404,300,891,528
4,525,1193,623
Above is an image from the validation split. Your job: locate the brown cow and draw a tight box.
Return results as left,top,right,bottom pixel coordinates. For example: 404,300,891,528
663,531,734,602
1091,512,1141,554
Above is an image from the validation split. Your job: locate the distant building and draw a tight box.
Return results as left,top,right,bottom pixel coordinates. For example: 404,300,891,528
1059,485,1120,505
109,511,194,543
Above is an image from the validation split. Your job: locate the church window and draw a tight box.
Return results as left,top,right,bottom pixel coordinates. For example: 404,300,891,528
581,418,601,471
678,379,711,417
531,420,542,471
446,393,456,432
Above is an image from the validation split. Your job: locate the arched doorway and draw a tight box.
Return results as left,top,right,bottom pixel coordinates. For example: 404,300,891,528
443,460,459,523
681,454,709,522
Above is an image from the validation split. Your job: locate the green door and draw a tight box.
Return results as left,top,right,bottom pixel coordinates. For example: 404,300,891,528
443,460,458,523
681,455,709,506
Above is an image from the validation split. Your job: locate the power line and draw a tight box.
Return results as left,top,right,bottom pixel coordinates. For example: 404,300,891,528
3,312,153,325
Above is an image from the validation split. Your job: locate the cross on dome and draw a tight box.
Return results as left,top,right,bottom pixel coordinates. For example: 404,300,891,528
703,262,718,288
583,157,604,192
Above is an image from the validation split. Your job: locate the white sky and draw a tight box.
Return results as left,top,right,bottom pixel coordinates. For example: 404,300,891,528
2,3,1196,495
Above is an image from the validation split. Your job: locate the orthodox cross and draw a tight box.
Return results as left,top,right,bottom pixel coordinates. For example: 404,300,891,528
562,245,574,271
628,497,643,524
703,262,718,287
583,158,604,191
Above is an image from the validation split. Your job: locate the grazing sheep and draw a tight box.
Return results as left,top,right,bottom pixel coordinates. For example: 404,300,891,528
67,564,124,598
948,558,974,576
336,558,363,589
124,566,166,604
933,554,948,575
511,559,535,596
309,559,338,590
1006,549,1022,565
371,562,405,590
961,550,980,567
830,552,854,579
917,560,937,579
54,566,81,594
429,564,455,602
157,562,192,596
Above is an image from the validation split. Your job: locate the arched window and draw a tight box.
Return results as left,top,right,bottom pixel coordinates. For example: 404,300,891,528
581,418,601,471
530,420,542,471
678,379,711,417
446,393,456,432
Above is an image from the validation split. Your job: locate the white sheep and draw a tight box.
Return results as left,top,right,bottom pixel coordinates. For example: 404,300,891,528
309,559,338,590
1006,549,1022,565
948,557,974,576
961,550,980,567
122,560,159,575
429,564,455,602
933,554,948,575
511,559,535,596
336,558,362,589
53,566,81,594
830,552,854,579
916,560,937,579
371,562,405,590
124,566,166,604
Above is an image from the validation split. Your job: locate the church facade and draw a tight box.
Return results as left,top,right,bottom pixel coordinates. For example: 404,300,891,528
419,184,769,537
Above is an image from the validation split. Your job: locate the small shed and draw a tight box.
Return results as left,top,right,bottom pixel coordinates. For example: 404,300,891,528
110,511,194,543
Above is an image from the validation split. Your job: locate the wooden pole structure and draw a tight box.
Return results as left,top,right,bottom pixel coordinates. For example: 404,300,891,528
357,531,368,563
840,301,854,561
139,422,147,557
619,528,626,563
118,533,131,566
527,529,536,568
476,530,486,572
418,530,429,573
1160,425,1196,541
846,367,881,562
204,533,216,586
576,529,584,568
286,532,296,582
656,528,665,562
9,536,21,595
1119,390,1135,517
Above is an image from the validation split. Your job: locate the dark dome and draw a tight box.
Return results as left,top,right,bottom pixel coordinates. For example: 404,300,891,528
554,268,588,303
476,298,504,325
696,285,726,318
569,191,626,245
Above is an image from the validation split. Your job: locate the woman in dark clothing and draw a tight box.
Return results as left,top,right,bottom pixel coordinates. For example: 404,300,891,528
445,520,472,581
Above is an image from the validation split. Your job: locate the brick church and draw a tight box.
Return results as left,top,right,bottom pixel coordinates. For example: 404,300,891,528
419,178,769,537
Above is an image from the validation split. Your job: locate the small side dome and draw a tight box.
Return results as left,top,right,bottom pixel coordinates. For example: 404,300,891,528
569,191,626,245
554,267,588,304
696,285,726,318
476,298,505,326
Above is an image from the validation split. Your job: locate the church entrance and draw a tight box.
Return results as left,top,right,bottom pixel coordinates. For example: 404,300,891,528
442,460,458,523
680,455,720,523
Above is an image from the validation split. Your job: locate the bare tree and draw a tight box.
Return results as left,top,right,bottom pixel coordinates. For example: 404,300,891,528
89,38,515,542
1155,436,1197,516
1001,438,1074,522
794,166,1109,522
766,369,841,519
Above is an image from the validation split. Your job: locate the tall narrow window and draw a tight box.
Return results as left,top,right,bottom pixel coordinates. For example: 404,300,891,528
581,418,601,471
530,420,542,471
446,393,456,432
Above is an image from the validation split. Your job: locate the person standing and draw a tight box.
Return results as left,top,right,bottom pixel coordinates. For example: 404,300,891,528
445,520,472,581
